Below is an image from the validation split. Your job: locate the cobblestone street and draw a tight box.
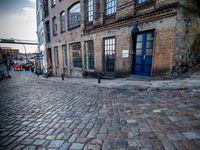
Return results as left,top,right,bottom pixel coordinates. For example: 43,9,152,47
0,71,200,150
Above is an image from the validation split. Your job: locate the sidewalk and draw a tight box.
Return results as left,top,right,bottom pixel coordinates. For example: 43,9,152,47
39,70,200,91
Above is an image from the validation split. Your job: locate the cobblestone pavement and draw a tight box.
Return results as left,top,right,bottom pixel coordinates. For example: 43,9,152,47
0,71,200,150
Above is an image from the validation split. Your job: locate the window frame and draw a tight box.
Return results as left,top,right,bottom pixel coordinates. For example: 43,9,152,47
52,16,57,36
136,0,147,4
68,2,81,30
62,45,68,67
43,0,49,17
85,40,94,70
105,0,117,16
54,46,59,67
60,11,66,33
51,0,56,7
71,42,82,68
104,37,116,73
86,0,94,23
45,21,51,43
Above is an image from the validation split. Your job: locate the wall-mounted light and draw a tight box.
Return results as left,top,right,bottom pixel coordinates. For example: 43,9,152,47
131,24,140,33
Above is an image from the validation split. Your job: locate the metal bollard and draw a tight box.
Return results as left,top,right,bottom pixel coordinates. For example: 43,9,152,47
98,73,101,84
61,73,64,80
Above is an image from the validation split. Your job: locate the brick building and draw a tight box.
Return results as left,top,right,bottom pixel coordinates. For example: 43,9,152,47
42,0,200,78
0,47,19,59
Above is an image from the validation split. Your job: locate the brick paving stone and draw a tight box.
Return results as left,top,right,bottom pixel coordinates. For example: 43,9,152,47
70,143,84,150
46,135,56,140
34,134,46,139
48,140,64,148
23,146,37,150
59,142,71,150
33,139,45,146
68,134,78,142
183,132,200,140
21,139,35,145
102,141,112,150
90,139,103,145
112,140,128,149
84,144,101,150
56,133,65,139
15,131,27,136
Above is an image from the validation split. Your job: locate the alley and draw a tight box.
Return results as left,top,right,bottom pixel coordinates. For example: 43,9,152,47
0,71,200,150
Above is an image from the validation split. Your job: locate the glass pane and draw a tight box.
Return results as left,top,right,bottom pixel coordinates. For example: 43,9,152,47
147,33,154,41
136,50,142,55
146,49,153,56
146,41,153,49
137,35,142,42
136,42,142,49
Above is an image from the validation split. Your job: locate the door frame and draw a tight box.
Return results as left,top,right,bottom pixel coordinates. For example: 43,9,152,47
103,36,116,77
132,29,155,77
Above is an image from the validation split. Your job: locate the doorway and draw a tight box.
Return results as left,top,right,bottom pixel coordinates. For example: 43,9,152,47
133,31,154,76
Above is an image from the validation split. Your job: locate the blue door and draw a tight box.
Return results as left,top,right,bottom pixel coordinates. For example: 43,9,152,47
134,32,154,76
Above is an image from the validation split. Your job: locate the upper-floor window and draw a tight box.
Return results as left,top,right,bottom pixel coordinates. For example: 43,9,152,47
68,2,81,29
137,0,147,4
45,21,50,42
52,17,57,36
43,0,49,17
60,11,66,32
105,0,116,15
52,0,56,7
87,0,94,22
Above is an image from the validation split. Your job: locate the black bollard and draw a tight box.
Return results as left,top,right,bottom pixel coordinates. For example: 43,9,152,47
61,73,64,80
36,71,39,77
98,73,101,84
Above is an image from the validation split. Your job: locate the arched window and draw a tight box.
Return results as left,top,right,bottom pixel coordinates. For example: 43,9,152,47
51,0,56,7
60,11,66,32
68,2,81,29
52,17,57,36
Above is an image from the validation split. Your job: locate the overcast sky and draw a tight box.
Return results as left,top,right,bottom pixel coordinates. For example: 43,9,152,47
0,0,38,53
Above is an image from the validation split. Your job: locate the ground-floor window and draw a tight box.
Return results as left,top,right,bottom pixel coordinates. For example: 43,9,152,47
54,46,59,67
104,37,116,74
85,40,94,70
71,42,82,68
62,45,67,67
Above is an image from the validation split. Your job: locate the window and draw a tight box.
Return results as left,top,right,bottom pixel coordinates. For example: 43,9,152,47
104,37,116,73
68,3,81,29
45,21,50,42
87,0,94,22
44,0,49,17
105,0,116,15
52,0,56,6
54,46,59,67
62,45,67,67
52,17,57,36
71,43,82,68
137,0,147,4
85,41,94,70
60,11,66,32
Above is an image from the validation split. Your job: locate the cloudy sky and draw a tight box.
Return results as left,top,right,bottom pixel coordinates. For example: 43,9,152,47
0,0,38,53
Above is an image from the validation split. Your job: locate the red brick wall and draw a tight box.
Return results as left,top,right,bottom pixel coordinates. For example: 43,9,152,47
153,26,175,75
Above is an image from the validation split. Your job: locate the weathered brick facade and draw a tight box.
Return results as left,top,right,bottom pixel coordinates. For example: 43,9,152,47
42,0,200,79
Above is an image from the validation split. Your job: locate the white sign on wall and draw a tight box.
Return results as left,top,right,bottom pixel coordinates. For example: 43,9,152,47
122,50,129,58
